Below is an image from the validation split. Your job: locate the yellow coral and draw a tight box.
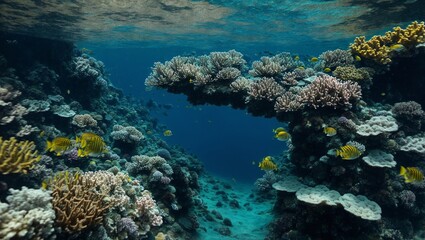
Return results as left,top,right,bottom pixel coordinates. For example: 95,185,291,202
350,35,391,64
385,21,425,48
350,21,425,64
0,137,40,174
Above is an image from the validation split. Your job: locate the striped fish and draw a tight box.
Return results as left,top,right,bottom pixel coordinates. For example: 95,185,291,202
258,156,278,171
46,137,72,156
400,166,424,183
76,132,107,157
335,145,362,160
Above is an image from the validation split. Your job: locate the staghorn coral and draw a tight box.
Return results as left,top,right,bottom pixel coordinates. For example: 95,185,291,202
318,49,354,69
0,137,40,174
274,90,303,112
230,77,252,92
249,56,285,78
50,171,113,233
246,77,285,102
146,50,246,87
71,114,98,128
298,75,361,110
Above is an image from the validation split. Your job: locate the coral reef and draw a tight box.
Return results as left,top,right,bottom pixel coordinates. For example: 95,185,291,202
144,21,425,240
0,137,41,174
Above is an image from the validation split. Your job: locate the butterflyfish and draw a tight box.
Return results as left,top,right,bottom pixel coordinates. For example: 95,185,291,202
163,130,173,137
400,166,424,183
294,56,300,61
46,137,73,156
323,68,332,73
323,126,337,137
335,145,362,160
355,55,361,61
310,57,319,62
258,156,278,171
76,132,107,157
275,131,291,141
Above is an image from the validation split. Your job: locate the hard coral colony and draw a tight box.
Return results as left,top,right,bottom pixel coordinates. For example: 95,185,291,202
0,17,424,240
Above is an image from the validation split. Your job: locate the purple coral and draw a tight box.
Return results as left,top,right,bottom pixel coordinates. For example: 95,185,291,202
399,190,416,209
392,101,425,121
118,217,139,237
298,75,361,109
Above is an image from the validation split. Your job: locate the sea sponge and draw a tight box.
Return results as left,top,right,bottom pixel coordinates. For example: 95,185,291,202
0,137,41,174
362,149,396,168
333,66,372,82
339,194,382,221
296,185,341,206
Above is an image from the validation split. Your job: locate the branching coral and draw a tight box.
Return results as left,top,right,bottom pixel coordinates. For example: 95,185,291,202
299,75,361,109
247,77,285,102
318,49,354,69
350,21,425,64
0,137,40,174
50,171,113,233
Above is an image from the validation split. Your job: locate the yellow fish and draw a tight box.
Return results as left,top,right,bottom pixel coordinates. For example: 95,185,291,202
355,55,361,61
163,130,173,137
400,166,424,183
323,126,337,137
275,131,291,141
323,68,332,73
76,132,107,157
41,180,48,190
46,137,72,156
273,127,286,133
294,56,300,61
310,57,318,62
39,131,45,137
389,44,405,51
335,145,362,160
297,66,305,70
259,156,278,171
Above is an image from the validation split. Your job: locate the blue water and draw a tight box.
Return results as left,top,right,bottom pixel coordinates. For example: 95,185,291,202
91,47,286,182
